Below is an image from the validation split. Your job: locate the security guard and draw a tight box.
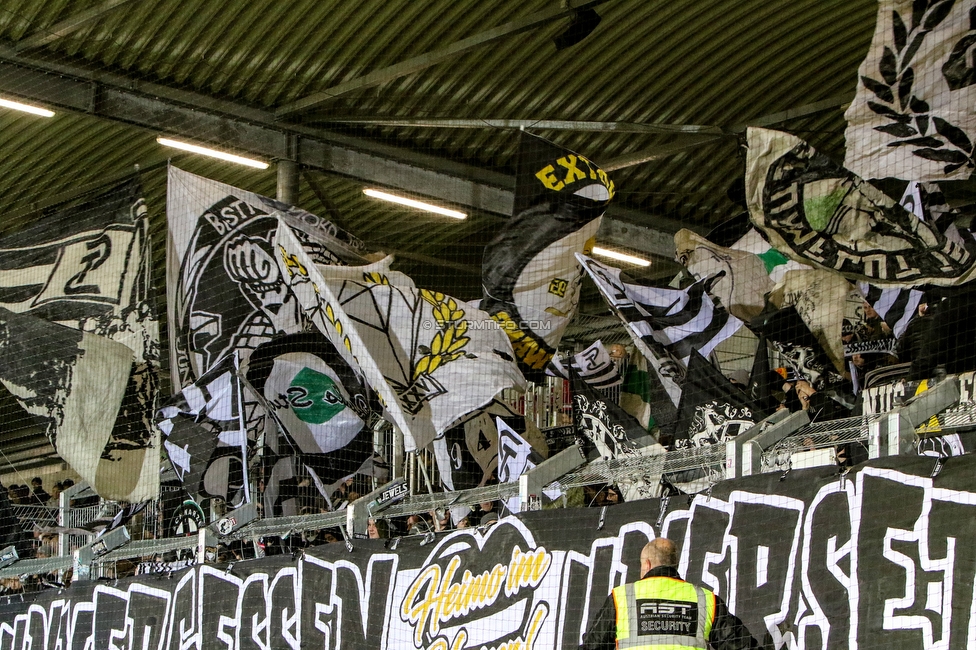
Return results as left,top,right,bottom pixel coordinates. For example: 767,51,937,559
580,538,759,649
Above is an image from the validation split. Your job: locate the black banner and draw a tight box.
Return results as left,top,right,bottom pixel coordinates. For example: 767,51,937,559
3,455,976,648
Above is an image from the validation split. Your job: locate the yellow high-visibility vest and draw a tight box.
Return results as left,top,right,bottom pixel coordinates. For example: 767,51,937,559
612,576,715,650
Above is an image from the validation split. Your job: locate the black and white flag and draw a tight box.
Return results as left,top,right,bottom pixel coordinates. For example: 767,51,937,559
156,353,249,507
751,306,849,394
845,0,976,181
0,179,159,502
673,351,760,450
858,282,923,339
245,331,382,512
481,135,613,382
432,400,543,492
98,501,149,538
578,253,742,406
746,127,976,286
546,340,622,389
167,166,365,389
851,180,931,340
0,308,134,499
571,370,666,501
571,370,662,460
496,417,559,513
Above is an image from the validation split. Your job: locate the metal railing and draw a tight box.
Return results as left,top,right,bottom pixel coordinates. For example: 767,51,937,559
2,370,972,583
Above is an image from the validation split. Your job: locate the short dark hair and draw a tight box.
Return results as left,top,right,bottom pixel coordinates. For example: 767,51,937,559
372,518,390,538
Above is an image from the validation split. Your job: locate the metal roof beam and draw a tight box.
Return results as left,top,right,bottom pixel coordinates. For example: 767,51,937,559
314,118,723,136
275,0,614,118
733,93,854,131
13,0,140,53
602,135,728,171
0,54,680,259
600,94,855,171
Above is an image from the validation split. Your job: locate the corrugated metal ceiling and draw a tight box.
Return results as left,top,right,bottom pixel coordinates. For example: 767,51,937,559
0,0,883,474
0,0,885,300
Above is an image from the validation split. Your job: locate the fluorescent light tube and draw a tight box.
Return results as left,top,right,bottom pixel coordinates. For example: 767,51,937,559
156,137,269,169
592,246,651,267
0,98,54,117
363,188,466,219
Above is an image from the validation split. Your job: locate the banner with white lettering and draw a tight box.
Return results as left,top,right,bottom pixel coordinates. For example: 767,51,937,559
0,178,160,502
4,455,976,649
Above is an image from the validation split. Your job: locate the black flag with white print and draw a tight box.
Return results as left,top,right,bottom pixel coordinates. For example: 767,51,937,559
156,353,249,507
546,340,622,390
578,253,742,406
673,351,760,450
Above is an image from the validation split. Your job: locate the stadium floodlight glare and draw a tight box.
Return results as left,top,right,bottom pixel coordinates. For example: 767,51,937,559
592,246,651,267
0,97,54,117
363,188,466,219
156,137,269,169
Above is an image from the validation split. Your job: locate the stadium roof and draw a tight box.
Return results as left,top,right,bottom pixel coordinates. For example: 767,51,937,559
0,0,878,475
0,0,877,270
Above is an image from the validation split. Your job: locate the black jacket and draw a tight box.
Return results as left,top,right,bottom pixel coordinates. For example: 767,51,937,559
579,566,760,650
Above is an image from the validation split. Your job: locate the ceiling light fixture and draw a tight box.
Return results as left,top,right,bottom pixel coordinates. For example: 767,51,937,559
156,137,269,169
363,188,466,219
592,246,651,267
0,97,54,117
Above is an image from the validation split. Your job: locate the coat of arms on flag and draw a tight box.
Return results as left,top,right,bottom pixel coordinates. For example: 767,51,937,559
746,127,976,286
571,370,665,501
751,306,850,395
275,220,526,451
245,331,383,513
571,369,663,462
673,352,759,450
166,166,365,388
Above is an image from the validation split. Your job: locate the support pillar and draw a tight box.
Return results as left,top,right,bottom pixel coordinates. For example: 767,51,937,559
277,158,299,205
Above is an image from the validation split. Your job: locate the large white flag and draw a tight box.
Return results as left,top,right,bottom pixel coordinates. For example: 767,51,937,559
274,221,526,451
0,179,159,502
845,0,976,181
0,308,134,500
166,166,365,389
747,127,976,286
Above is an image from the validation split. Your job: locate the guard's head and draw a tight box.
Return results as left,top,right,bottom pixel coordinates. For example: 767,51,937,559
641,538,679,574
